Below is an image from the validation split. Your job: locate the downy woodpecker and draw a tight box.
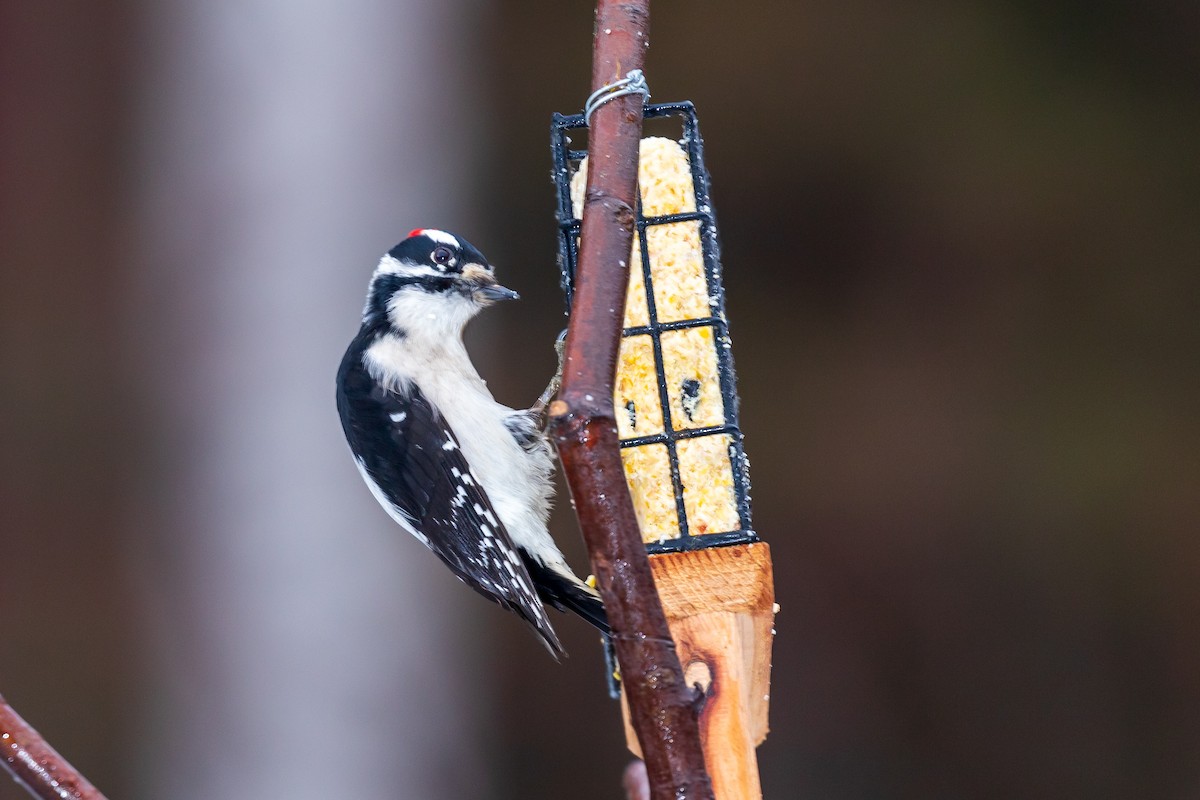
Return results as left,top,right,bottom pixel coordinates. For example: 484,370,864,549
336,229,607,656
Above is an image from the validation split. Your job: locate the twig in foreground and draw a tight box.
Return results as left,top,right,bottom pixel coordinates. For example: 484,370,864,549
0,693,107,800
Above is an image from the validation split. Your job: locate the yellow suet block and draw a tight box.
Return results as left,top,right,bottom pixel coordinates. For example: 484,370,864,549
572,137,736,544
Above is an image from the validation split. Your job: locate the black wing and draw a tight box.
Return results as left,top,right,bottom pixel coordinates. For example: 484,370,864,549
338,340,563,656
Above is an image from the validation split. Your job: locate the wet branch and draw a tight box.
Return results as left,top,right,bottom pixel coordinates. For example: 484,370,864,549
546,1,714,798
0,693,107,800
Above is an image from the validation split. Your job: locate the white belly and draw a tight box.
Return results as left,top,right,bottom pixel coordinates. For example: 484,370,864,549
365,333,557,560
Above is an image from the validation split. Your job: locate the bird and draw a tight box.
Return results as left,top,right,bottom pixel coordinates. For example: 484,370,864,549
336,228,608,656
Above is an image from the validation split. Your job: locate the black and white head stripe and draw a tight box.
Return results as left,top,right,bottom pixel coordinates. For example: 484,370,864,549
379,229,490,276
336,340,564,655
360,229,498,321
411,228,460,247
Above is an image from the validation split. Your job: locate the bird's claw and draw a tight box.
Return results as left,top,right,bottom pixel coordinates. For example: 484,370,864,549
532,329,568,429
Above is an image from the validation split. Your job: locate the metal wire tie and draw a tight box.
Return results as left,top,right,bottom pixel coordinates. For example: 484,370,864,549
583,69,650,125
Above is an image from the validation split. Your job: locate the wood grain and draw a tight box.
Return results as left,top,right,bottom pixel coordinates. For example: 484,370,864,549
620,543,775,799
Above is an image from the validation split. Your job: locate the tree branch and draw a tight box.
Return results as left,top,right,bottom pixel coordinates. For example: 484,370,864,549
547,2,714,798
0,693,107,800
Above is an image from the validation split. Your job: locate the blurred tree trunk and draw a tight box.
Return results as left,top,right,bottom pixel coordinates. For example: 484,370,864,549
0,3,135,797
130,1,492,798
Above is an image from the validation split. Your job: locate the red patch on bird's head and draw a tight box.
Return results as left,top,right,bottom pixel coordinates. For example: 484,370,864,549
407,228,425,239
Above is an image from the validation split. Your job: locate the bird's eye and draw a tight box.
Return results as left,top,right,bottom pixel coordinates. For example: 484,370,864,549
432,246,454,265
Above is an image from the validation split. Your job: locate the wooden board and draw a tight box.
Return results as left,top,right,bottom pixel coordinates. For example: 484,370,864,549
620,542,775,799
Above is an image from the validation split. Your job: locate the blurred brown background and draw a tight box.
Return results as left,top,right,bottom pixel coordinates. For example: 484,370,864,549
2,1,1197,798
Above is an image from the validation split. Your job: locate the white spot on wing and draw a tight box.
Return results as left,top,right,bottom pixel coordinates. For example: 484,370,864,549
389,411,407,422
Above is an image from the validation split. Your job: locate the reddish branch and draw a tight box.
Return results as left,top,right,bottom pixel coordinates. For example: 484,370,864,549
546,2,714,799
0,694,107,800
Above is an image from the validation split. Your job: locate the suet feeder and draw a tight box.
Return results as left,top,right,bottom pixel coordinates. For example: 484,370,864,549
553,102,776,799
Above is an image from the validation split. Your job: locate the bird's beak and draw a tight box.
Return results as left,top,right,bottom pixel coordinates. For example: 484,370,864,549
475,283,521,303
462,263,520,303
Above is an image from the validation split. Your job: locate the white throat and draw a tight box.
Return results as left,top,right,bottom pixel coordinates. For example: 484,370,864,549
386,287,479,346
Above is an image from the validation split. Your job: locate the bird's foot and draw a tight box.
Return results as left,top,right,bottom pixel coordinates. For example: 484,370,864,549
531,330,567,429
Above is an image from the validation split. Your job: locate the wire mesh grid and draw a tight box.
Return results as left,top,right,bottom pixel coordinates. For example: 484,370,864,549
550,101,756,555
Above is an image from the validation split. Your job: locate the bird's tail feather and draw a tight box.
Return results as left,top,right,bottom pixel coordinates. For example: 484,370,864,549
521,554,611,636
518,605,566,660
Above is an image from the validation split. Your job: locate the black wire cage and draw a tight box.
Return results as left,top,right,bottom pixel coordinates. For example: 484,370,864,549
550,101,756,556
